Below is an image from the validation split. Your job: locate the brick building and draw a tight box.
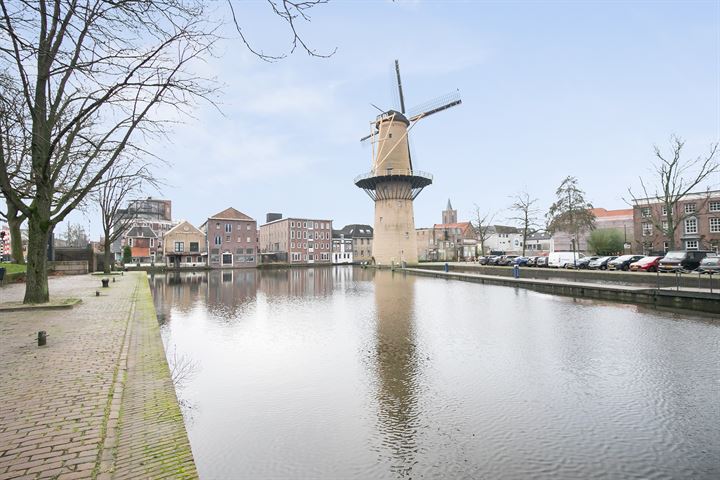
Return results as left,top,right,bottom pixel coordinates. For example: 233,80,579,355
163,220,206,268
112,197,174,263
201,207,258,269
416,200,476,261
259,215,333,264
632,191,720,254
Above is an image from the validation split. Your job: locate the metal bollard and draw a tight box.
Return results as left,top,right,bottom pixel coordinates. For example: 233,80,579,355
37,331,47,347
112,277,116,283
444,263,449,273
95,291,100,297
513,264,520,279
101,278,109,288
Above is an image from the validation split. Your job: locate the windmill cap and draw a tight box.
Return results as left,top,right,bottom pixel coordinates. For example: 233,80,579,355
375,109,410,126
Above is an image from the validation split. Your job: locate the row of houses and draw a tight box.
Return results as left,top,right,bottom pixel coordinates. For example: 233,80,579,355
110,201,376,268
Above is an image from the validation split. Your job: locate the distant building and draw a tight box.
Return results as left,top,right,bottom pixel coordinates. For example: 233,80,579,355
163,221,206,268
331,232,353,264
525,231,553,254
333,224,373,263
483,225,523,254
112,197,174,262
551,208,634,253
259,215,333,264
201,207,258,269
416,200,476,261
632,191,720,254
125,226,159,263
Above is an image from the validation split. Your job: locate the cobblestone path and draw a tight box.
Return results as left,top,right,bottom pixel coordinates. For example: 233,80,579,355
0,273,197,479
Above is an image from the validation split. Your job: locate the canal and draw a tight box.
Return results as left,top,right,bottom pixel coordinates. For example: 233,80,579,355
150,267,719,479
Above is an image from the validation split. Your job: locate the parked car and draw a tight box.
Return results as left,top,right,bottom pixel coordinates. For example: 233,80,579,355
497,255,519,266
535,256,549,268
486,255,500,265
513,256,530,266
477,256,489,265
548,251,585,268
567,256,599,269
658,250,714,273
608,255,645,271
697,255,720,274
629,256,663,272
526,256,539,267
588,256,617,270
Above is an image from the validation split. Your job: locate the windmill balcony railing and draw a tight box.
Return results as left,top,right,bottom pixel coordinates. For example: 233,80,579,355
353,169,433,183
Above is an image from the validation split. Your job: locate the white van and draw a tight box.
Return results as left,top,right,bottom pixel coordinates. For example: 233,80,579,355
548,251,584,268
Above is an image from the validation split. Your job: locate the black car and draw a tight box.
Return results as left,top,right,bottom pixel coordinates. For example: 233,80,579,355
659,250,714,272
588,256,617,270
608,255,645,271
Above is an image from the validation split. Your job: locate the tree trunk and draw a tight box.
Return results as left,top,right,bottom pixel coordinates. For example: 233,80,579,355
104,236,112,274
7,203,25,264
23,215,51,304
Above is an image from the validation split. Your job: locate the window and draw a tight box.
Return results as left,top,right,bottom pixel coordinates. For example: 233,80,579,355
663,241,669,252
661,206,668,216
710,217,720,233
303,222,307,228
247,224,252,230
174,241,184,252
246,237,251,243
291,242,295,248
150,238,155,247
685,218,698,234
642,223,652,236
190,242,198,252
246,248,253,254
641,207,651,218
315,222,318,229
216,222,220,229
291,221,295,227
303,231,307,239
661,220,669,233
225,235,230,243
128,238,133,247
186,256,192,263
685,240,698,250
710,201,720,213
214,235,221,245
684,203,696,214
225,223,232,232
291,230,295,239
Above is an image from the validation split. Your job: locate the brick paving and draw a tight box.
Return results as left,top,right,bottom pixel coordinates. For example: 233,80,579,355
0,273,197,479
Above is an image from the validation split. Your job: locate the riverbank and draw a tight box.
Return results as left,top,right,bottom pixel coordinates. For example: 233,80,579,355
0,273,197,479
403,267,720,315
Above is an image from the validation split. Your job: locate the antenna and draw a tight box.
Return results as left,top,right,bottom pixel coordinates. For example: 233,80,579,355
395,59,406,114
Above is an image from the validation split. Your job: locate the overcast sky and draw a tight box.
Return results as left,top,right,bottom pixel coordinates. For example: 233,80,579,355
63,0,720,238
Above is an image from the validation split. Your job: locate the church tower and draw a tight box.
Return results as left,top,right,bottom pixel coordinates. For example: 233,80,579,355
442,199,457,224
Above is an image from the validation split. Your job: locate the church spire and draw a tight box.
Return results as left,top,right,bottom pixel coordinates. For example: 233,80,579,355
446,198,453,211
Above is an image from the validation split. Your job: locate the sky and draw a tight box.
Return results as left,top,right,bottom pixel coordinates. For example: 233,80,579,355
61,0,720,238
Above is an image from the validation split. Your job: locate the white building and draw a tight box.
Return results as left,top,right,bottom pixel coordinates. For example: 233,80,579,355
332,233,354,264
483,225,524,254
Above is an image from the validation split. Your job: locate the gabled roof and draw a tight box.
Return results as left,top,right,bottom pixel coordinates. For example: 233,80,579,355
165,220,203,236
125,226,157,238
209,207,254,221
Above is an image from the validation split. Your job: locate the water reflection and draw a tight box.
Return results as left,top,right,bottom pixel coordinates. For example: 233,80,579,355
372,271,420,477
150,267,720,480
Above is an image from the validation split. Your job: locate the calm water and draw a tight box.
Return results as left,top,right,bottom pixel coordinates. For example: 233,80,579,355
150,267,720,480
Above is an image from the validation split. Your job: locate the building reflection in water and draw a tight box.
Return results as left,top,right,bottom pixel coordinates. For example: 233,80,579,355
258,267,334,298
206,269,258,320
371,270,421,478
150,271,207,325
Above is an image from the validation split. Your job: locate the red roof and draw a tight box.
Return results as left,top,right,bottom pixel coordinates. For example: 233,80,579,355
590,208,633,218
209,207,254,221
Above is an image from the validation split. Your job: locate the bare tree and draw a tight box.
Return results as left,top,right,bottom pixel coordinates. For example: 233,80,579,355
0,73,31,264
546,176,596,253
472,204,495,256
627,135,718,250
95,163,158,274
508,191,540,256
59,223,88,248
0,1,330,303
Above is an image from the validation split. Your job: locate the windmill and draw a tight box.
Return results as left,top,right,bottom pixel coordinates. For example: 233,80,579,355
355,60,462,265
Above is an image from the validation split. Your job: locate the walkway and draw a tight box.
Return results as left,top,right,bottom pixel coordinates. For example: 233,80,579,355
0,273,197,479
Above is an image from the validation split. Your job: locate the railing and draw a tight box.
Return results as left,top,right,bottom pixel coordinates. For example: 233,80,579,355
354,169,433,183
